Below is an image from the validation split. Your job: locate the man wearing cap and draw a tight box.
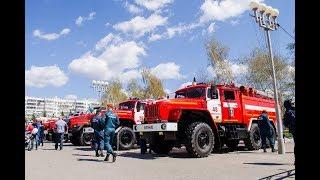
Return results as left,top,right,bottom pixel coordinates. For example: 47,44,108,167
258,110,275,152
103,105,120,162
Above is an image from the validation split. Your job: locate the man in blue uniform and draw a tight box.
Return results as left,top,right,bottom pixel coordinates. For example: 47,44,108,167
258,110,275,152
91,107,105,157
103,105,120,162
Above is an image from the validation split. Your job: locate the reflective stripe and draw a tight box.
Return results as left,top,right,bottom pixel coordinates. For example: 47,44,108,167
244,104,275,112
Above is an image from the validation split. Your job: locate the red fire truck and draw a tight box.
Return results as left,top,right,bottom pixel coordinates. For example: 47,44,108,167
68,99,151,149
133,82,277,158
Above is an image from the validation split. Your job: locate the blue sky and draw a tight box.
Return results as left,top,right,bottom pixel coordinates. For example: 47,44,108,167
26,0,295,100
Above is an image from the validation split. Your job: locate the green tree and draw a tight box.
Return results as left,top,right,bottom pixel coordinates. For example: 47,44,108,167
243,48,295,102
102,79,128,106
141,68,165,99
31,113,36,121
126,79,144,99
61,111,65,117
42,111,47,117
205,37,234,83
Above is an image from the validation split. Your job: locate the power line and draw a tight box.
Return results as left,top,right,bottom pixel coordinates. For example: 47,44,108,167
277,23,295,40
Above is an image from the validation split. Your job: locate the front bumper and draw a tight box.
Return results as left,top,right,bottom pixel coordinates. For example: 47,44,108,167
133,122,178,132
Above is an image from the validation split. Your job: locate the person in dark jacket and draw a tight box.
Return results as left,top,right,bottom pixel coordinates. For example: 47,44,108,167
91,108,105,157
37,121,44,146
283,99,295,163
258,110,275,152
103,105,120,162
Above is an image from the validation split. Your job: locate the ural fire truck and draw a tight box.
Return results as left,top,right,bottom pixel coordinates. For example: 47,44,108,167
68,99,150,150
133,83,277,158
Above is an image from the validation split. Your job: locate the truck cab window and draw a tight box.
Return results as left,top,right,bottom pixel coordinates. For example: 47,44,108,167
207,88,218,99
224,90,235,100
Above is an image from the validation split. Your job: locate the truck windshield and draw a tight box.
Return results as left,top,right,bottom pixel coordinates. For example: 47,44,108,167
118,102,135,110
175,87,206,99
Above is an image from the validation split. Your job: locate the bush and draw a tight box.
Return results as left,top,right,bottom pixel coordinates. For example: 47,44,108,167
283,129,293,138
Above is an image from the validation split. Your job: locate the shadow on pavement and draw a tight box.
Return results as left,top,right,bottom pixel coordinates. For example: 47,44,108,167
243,162,288,166
118,152,158,160
74,147,93,151
77,158,104,162
258,169,295,180
72,153,94,157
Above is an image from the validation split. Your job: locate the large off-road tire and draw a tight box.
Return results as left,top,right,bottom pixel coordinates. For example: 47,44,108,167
185,122,215,158
64,134,69,143
116,127,136,150
244,123,262,150
79,131,93,146
151,135,174,154
226,139,239,151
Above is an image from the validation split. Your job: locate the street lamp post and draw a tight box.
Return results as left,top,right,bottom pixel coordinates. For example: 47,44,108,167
249,1,285,154
91,80,109,105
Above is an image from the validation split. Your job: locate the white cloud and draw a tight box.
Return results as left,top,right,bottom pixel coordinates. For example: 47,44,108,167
69,33,146,81
135,0,173,11
207,22,215,33
26,65,69,88
230,19,240,26
76,41,87,47
33,28,71,41
199,0,264,23
230,63,248,75
119,70,142,83
179,81,192,89
125,1,143,14
75,12,96,26
76,17,84,26
150,62,184,80
113,13,168,38
95,33,122,51
166,22,201,39
65,94,77,100
148,33,162,42
105,22,111,27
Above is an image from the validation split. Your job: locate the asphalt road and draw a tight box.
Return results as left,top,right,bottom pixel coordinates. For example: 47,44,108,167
26,139,295,180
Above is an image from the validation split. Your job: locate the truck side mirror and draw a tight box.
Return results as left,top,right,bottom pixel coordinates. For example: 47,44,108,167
136,103,141,112
211,84,218,99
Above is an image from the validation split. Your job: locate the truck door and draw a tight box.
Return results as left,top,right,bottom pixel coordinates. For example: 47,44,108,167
206,86,222,123
221,89,241,123
134,101,145,125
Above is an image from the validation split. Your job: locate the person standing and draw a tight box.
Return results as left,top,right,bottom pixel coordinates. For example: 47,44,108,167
31,120,39,150
54,117,68,150
283,99,295,163
91,108,105,157
258,110,275,152
38,121,44,146
103,105,120,162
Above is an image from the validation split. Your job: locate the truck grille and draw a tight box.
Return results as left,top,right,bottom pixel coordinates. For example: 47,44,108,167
145,104,159,119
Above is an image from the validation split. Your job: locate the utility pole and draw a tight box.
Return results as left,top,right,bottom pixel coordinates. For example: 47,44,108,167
249,1,285,154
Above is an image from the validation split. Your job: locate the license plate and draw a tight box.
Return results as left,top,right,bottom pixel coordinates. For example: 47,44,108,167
83,127,94,133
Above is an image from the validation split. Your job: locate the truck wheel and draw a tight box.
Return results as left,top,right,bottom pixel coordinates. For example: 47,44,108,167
64,135,69,143
185,122,214,158
70,135,80,146
244,123,262,150
79,131,93,146
226,140,239,151
151,136,174,154
117,127,136,150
